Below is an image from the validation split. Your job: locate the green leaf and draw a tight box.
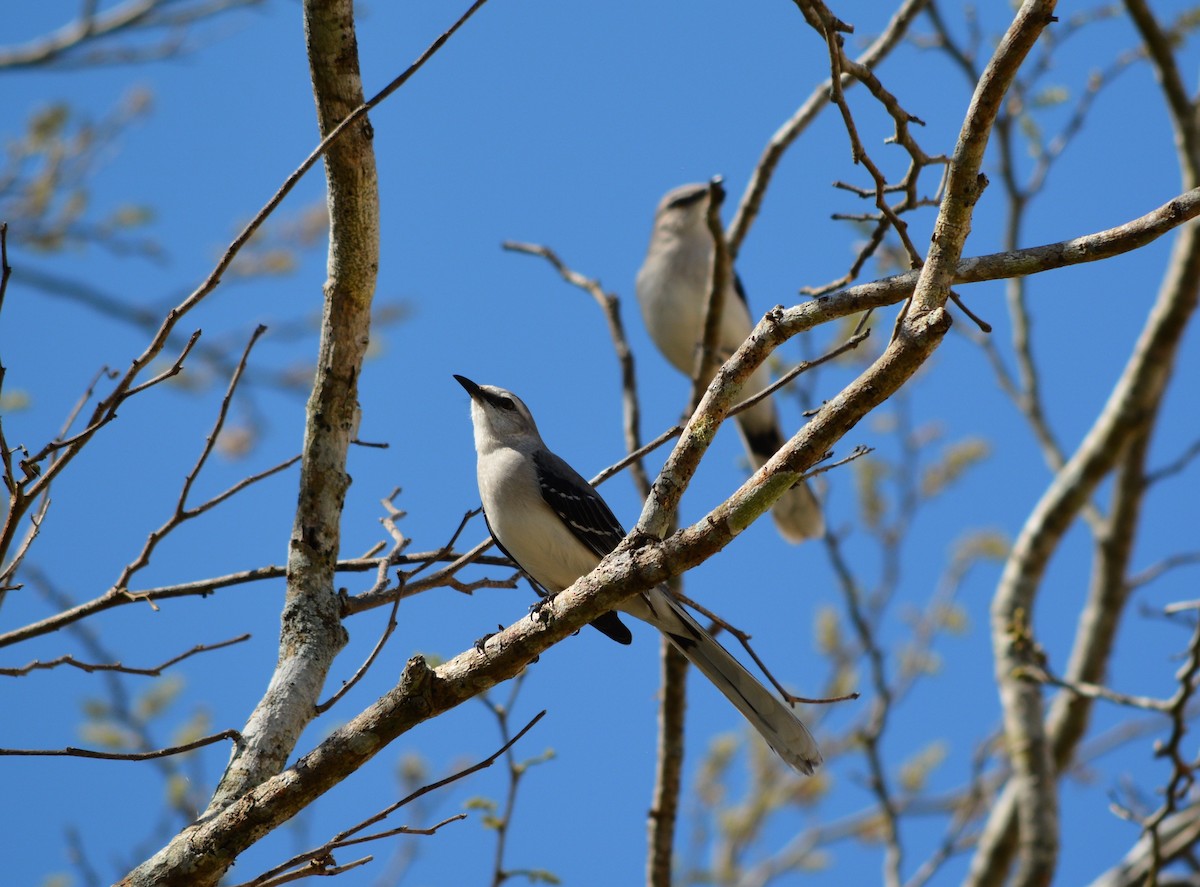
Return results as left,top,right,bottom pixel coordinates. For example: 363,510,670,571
1031,85,1069,109
898,740,948,793
854,456,887,529
814,605,843,656
463,796,497,814
921,437,990,498
29,104,69,144
135,674,184,721
0,390,32,411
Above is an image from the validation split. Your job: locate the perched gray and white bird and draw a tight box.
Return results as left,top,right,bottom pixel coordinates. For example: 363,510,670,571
636,183,824,543
455,374,821,774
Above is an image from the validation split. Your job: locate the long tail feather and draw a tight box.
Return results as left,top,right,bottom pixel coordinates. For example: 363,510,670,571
622,589,822,774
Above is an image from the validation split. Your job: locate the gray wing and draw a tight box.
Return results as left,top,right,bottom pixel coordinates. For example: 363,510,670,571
528,449,632,645
532,449,628,560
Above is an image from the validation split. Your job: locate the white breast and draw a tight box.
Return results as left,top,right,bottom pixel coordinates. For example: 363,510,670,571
477,446,602,593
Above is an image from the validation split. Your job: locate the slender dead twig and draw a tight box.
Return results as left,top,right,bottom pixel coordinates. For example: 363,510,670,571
114,325,273,608
1021,663,1180,713
591,329,871,487
1145,438,1200,486
1127,552,1200,591
0,633,250,677
688,177,733,416
728,0,929,256
672,587,858,709
345,508,522,616
233,710,545,887
0,547,516,647
228,816,464,887
316,593,401,715
501,240,651,496
0,729,243,760
478,676,556,887
0,0,262,68
786,0,947,299
316,490,426,713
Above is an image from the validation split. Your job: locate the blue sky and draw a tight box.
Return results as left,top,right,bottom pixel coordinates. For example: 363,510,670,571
2,2,1199,885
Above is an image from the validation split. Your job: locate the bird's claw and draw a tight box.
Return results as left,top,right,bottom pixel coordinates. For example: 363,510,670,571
473,624,504,653
528,596,554,625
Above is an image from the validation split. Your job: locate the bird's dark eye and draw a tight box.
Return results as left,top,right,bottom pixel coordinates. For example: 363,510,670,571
495,396,516,411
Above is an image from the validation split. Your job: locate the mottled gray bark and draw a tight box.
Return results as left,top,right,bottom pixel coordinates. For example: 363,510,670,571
117,0,376,882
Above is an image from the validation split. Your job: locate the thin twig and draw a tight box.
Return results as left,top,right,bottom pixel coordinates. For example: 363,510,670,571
590,330,871,487
1145,438,1200,485
236,710,545,887
1020,663,1176,713
0,729,243,760
0,0,261,68
0,633,250,677
501,241,651,495
1128,553,1200,591
0,0,494,607
316,593,400,714
673,588,858,708
728,0,929,256
0,547,514,647
689,177,732,414
112,327,280,609
480,675,554,887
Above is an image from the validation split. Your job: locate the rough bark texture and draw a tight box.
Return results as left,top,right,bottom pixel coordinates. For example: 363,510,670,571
101,263,952,887
104,2,1200,881
648,638,688,887
207,0,377,811
966,1,1200,882
117,0,377,883
905,3,1064,884
966,217,1200,887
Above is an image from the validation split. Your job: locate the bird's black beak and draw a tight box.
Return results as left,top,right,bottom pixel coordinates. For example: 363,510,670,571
454,374,483,400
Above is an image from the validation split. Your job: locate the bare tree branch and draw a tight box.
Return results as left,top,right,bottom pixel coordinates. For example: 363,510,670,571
1128,552,1200,591
196,0,378,824
648,627,687,887
501,240,652,495
0,729,243,761
0,633,250,677
728,0,930,256
1090,802,1200,887
119,5,493,882
690,177,734,412
968,1,1200,882
232,710,544,887
0,0,263,69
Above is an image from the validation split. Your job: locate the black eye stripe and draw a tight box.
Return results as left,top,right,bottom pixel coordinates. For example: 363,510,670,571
667,188,707,209
485,391,517,411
